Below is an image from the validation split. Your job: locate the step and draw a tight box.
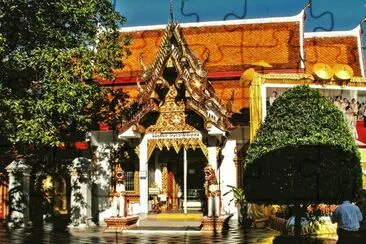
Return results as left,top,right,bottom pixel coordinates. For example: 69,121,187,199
146,213,203,220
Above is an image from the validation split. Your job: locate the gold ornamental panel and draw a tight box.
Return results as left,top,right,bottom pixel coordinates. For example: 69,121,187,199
147,137,208,160
146,84,196,133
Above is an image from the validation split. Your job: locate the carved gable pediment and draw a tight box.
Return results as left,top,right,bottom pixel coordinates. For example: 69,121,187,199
146,85,195,133
119,22,233,135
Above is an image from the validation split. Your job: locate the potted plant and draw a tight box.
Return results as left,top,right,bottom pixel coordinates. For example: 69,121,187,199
224,185,252,228
56,142,66,150
98,122,110,131
74,141,89,150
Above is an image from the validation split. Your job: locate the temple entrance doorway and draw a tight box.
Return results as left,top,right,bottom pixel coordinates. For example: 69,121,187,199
147,147,206,213
185,149,205,212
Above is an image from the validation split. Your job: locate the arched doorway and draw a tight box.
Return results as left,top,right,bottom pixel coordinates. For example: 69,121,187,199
147,146,207,213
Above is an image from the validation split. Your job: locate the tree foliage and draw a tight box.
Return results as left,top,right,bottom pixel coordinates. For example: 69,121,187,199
0,0,130,157
244,85,362,204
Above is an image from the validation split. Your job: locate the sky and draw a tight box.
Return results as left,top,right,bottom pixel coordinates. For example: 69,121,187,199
115,0,366,59
115,0,365,32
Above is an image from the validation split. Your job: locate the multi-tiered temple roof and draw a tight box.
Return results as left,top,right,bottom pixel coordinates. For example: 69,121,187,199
110,10,365,120
119,22,233,135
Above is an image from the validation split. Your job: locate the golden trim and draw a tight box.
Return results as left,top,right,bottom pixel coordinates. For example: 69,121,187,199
134,170,140,194
161,163,168,194
262,73,312,80
134,146,140,156
147,138,208,160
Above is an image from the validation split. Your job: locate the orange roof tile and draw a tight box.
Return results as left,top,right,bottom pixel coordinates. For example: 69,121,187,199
304,36,362,76
211,80,249,112
121,85,139,101
116,21,301,79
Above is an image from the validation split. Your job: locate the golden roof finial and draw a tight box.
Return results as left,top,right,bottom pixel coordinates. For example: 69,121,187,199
360,16,366,33
304,0,311,10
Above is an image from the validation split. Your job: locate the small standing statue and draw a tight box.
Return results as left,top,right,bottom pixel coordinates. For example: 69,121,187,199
112,164,126,217
204,165,221,217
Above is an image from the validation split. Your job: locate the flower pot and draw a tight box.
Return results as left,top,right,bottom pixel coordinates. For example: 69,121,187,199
75,141,88,150
98,123,109,131
57,142,66,150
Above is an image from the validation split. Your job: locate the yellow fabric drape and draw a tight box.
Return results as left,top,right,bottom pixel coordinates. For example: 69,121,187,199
249,74,265,142
359,149,366,189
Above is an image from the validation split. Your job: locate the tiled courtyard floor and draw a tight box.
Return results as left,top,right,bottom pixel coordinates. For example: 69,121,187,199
0,219,343,243
0,220,283,243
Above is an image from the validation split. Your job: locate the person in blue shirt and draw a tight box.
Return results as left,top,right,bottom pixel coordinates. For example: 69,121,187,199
331,200,363,243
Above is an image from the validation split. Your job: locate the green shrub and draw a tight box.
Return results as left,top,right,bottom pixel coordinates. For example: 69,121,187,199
244,85,362,204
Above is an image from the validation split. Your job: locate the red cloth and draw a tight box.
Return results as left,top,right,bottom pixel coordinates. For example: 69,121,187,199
356,120,366,144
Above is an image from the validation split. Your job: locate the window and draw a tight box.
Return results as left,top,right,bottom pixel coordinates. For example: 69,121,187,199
125,171,134,191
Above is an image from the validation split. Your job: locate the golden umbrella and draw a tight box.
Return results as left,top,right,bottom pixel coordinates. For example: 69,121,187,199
333,64,354,80
240,68,256,86
312,63,333,80
240,61,272,86
249,60,273,68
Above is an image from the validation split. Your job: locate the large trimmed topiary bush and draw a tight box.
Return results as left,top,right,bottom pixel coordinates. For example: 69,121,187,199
244,85,362,235
245,85,361,202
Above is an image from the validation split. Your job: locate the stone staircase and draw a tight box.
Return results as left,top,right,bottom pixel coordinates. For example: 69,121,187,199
133,213,202,231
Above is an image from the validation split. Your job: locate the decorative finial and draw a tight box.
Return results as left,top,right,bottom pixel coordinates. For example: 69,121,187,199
360,16,366,25
359,16,366,33
169,0,174,22
304,0,311,10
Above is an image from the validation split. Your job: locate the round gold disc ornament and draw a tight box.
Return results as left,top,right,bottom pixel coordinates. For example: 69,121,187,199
312,63,333,80
333,64,354,80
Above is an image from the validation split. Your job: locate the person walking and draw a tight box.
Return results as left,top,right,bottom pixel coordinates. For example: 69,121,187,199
331,200,363,243
350,98,358,126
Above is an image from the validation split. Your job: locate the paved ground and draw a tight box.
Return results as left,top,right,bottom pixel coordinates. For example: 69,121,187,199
0,220,281,244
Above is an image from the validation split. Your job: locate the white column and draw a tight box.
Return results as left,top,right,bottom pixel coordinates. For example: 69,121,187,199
208,137,218,171
220,140,238,216
69,157,94,228
139,137,149,214
154,151,162,190
208,137,220,216
5,160,31,227
94,145,113,224
183,148,187,214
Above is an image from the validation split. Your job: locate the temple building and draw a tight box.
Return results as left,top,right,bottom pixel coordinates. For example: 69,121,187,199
1,9,366,226
98,9,366,220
